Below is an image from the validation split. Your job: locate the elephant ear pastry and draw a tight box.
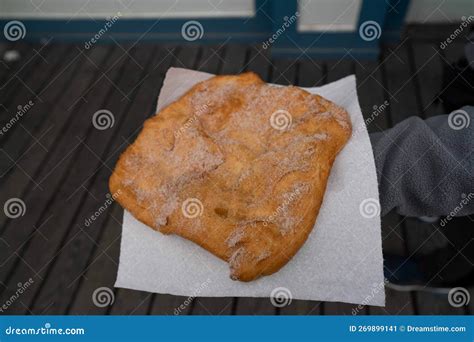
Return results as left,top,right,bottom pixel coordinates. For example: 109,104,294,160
109,72,351,281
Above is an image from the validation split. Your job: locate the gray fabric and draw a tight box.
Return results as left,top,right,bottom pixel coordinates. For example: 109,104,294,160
370,106,474,217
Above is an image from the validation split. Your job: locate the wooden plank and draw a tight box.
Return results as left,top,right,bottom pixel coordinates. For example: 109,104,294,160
67,204,123,315
220,44,248,75
372,213,415,315
381,41,465,314
0,44,69,118
269,58,298,86
297,59,325,88
110,46,203,316
0,45,111,288
24,45,163,315
406,41,466,315
406,24,470,42
0,45,132,313
281,300,324,316
69,46,198,315
149,294,194,316
0,46,112,238
0,45,79,180
470,287,474,314
0,43,30,99
0,45,112,231
441,42,466,64
404,215,472,314
245,46,270,81
377,42,423,315
409,42,444,117
0,43,52,122
354,57,416,315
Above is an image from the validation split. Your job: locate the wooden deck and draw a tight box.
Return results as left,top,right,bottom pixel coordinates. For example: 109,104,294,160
0,25,473,315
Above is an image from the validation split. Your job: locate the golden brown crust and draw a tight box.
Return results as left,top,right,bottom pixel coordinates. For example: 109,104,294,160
109,72,352,281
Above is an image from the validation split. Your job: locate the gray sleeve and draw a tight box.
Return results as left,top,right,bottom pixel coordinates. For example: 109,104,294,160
369,106,474,217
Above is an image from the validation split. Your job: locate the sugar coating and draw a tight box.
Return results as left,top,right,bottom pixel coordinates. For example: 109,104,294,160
110,72,352,281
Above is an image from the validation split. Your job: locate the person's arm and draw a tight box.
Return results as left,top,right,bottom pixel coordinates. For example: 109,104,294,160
370,106,474,217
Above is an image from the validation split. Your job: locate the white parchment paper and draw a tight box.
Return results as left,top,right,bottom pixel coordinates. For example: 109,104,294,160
115,68,385,306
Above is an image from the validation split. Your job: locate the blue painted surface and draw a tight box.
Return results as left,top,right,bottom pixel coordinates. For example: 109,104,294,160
0,0,410,59
0,18,270,44
270,0,390,59
382,0,411,43
0,0,271,44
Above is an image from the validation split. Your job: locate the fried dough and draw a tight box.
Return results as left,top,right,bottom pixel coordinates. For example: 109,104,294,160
109,72,351,281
